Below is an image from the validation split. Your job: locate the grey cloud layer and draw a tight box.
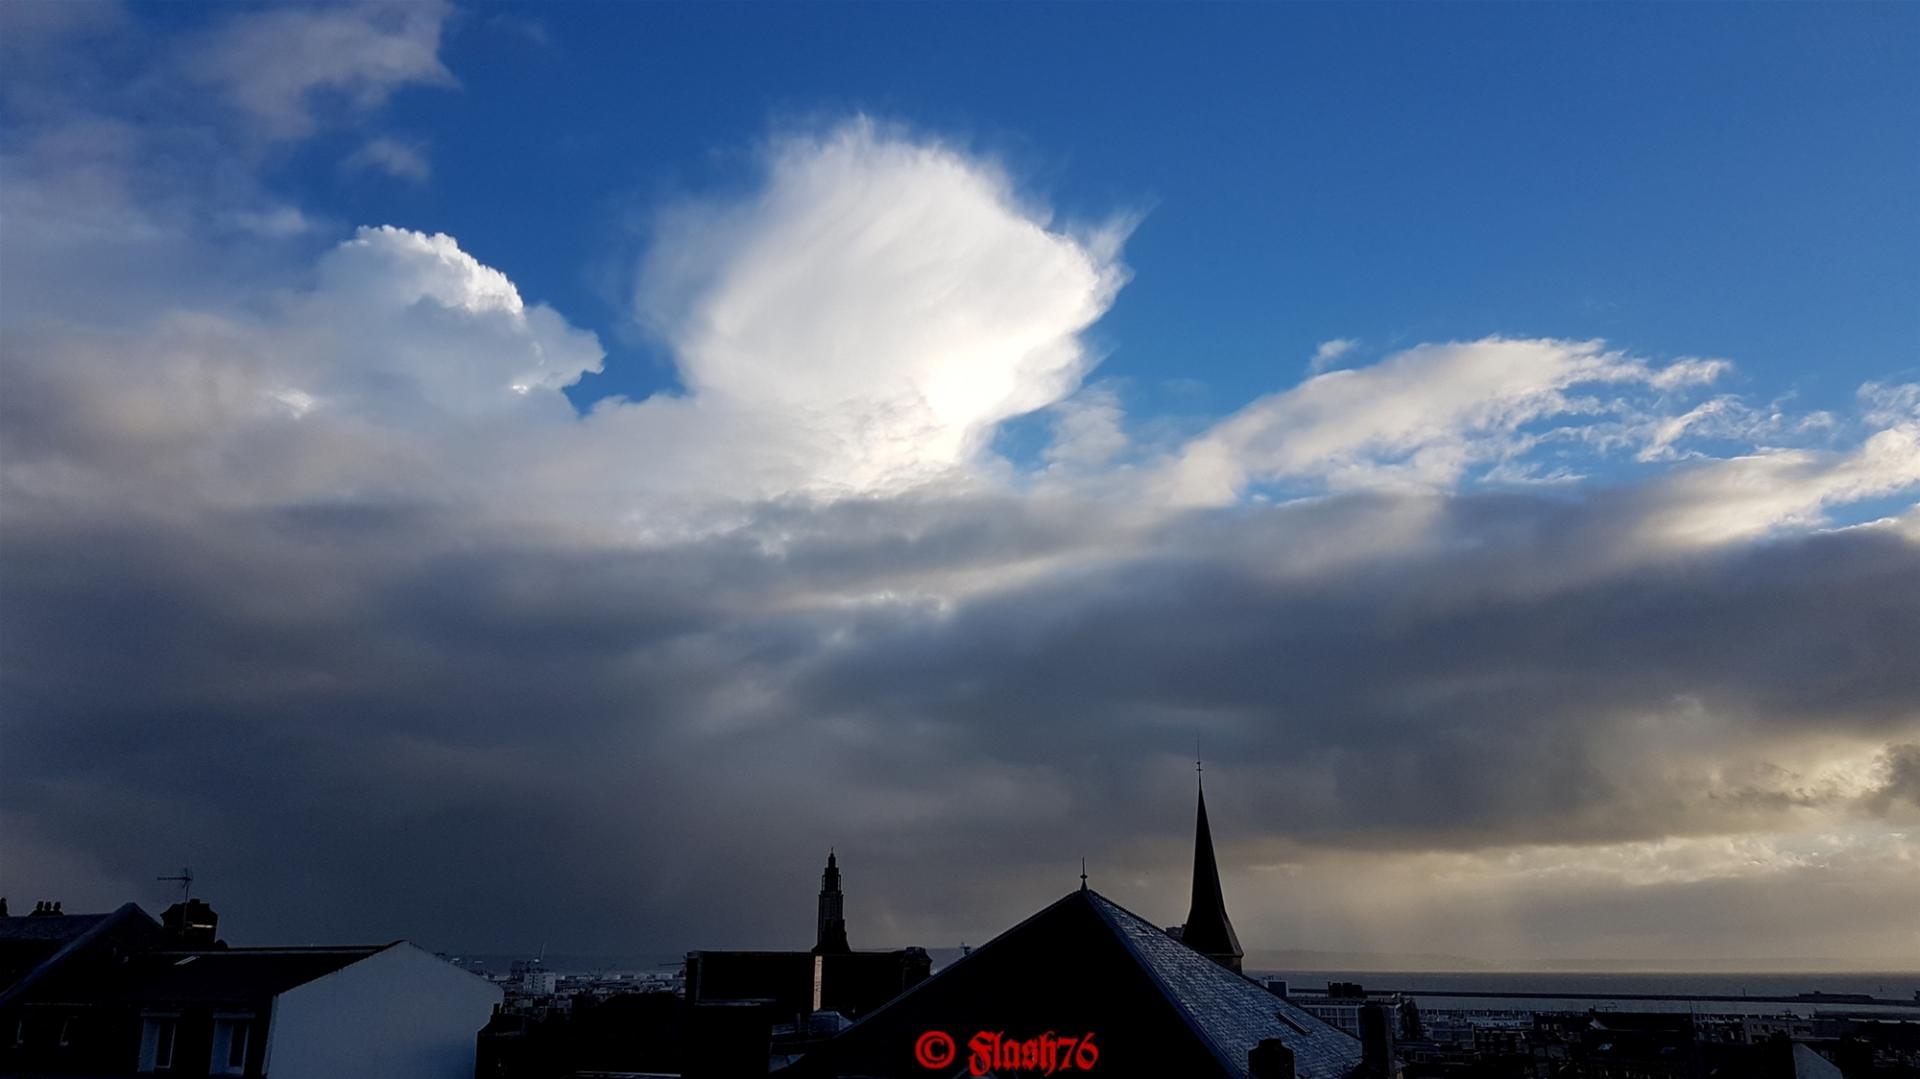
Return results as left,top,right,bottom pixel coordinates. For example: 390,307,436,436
5,479,1917,953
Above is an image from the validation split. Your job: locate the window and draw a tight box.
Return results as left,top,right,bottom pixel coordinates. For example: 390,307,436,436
212,1017,251,1075
155,1021,175,1070
138,1016,178,1073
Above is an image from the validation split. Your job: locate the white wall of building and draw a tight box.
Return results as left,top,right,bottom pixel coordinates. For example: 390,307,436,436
263,943,501,1079
1793,1043,1843,1079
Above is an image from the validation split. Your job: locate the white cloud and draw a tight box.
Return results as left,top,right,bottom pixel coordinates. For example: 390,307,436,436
222,206,318,238
485,12,550,47
3,123,1134,530
1307,337,1357,374
1637,396,1746,461
1861,381,1920,427
1647,356,1732,391
1043,385,1129,471
188,1,455,139
342,136,431,184
1633,424,1920,548
288,226,604,417
1160,337,1728,506
633,118,1131,499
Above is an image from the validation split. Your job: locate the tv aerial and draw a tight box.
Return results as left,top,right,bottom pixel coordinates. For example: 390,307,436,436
157,867,194,902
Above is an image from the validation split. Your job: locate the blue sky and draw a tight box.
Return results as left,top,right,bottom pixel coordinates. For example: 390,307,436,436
163,2,1920,426
4,3,1920,963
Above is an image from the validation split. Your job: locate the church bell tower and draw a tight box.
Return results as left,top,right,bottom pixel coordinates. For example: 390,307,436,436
814,849,850,954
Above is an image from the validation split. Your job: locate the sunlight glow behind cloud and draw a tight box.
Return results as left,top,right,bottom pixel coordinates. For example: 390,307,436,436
635,119,1131,497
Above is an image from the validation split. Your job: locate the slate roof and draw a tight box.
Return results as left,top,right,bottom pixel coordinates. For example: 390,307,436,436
0,914,114,943
786,888,1361,1079
1089,891,1357,1078
0,914,108,997
0,903,161,1006
26,944,395,1006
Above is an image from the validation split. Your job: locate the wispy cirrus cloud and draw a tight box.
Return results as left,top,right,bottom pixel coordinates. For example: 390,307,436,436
1307,337,1357,374
1159,339,1734,505
186,0,455,139
342,135,432,184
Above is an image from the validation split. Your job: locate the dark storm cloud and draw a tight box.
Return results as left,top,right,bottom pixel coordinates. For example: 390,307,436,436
785,495,1920,844
1865,743,1920,815
5,472,1918,952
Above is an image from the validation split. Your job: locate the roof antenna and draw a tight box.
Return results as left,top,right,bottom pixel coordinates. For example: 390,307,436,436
157,867,193,903
1080,858,1089,892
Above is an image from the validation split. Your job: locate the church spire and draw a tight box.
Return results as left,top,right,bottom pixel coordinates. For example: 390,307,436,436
814,849,850,954
1180,765,1243,973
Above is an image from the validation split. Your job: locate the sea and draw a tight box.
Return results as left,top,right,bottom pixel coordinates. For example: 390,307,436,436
460,951,1920,1011
1251,971,1920,1000
1250,970,1920,1019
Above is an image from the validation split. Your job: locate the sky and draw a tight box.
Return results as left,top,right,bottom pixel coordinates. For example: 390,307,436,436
1,1,1917,968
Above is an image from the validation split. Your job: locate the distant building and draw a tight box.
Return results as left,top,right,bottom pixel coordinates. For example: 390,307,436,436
682,947,930,1022
0,897,498,1078
1286,981,1420,1040
1562,1011,1848,1079
507,960,559,1001
813,850,849,955
681,851,930,1023
1744,1015,1819,1044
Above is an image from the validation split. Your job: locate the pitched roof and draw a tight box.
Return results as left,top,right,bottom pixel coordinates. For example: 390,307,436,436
0,913,110,996
1089,891,1356,1078
0,903,161,1007
25,944,397,1006
788,889,1360,1079
0,913,114,943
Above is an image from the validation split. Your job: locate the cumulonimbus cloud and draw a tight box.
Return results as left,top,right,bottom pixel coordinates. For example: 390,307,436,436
632,118,1132,497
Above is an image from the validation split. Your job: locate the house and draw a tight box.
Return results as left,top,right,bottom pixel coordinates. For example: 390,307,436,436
0,898,499,1078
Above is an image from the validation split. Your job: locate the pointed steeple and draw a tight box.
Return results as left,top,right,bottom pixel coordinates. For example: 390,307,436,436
1180,766,1243,973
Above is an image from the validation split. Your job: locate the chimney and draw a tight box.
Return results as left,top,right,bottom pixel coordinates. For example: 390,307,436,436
1359,1001,1399,1079
163,898,220,946
1248,1038,1296,1079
